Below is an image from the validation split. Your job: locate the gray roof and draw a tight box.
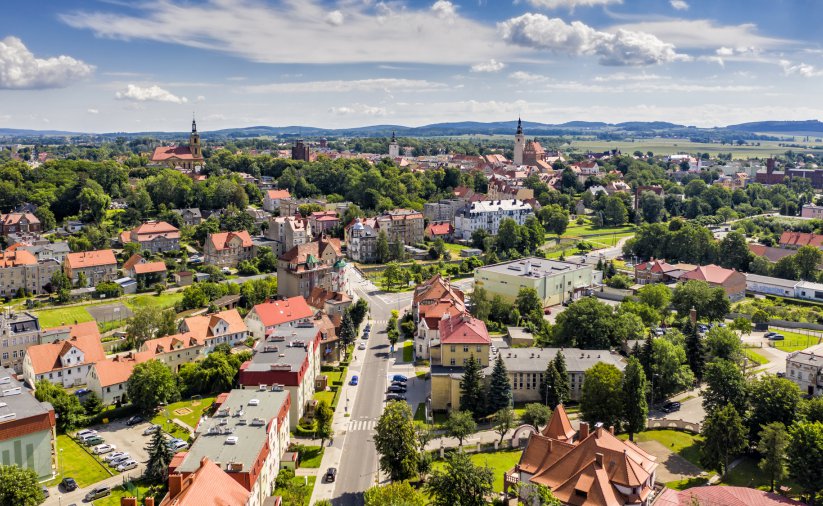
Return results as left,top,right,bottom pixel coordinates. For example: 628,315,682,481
745,273,799,289
1,312,40,334
178,388,289,474
507,327,535,341
480,257,591,279
486,347,625,374
0,367,53,422
788,346,823,368
244,322,319,373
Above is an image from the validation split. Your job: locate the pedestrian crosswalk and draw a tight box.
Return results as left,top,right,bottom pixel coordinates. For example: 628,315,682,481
348,419,376,432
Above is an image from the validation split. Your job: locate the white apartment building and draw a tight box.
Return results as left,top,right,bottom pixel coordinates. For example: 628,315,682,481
454,199,534,240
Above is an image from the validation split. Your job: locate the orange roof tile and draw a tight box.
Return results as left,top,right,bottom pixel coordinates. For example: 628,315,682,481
681,264,738,284
207,231,253,251
160,458,250,506
130,221,180,241
66,249,116,269
0,249,37,267
266,189,291,200
151,145,203,162
182,309,247,338
438,314,490,345
252,296,314,328
425,221,453,237
123,254,144,272
133,261,167,275
92,356,138,387
26,323,105,375
656,486,804,506
541,404,576,442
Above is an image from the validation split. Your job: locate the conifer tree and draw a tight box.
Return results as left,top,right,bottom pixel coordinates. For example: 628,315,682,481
621,357,648,441
685,320,705,381
487,354,512,414
145,428,174,483
553,351,571,405
459,355,485,417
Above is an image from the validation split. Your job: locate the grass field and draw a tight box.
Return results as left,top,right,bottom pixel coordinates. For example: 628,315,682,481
443,243,471,256
273,475,316,506
313,389,335,406
152,395,217,438
402,340,413,362
298,446,325,468
564,138,823,159
722,455,800,494
33,291,184,329
93,482,154,506
743,348,769,365
129,292,183,310
432,450,521,493
770,329,822,352
46,435,112,488
625,430,704,468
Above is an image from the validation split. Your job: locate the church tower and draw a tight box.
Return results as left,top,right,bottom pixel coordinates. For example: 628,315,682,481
513,117,526,165
388,131,400,158
189,116,202,159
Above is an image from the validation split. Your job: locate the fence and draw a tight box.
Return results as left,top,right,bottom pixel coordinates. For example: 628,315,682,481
646,418,702,434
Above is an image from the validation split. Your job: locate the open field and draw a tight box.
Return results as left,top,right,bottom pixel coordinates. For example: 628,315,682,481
743,348,769,365
623,429,703,468
152,395,217,438
431,449,521,493
45,435,112,488
32,291,184,329
769,329,822,352
563,138,823,159
298,446,325,468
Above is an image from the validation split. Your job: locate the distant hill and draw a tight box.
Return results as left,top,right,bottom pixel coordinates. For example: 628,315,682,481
725,120,823,134
0,128,81,136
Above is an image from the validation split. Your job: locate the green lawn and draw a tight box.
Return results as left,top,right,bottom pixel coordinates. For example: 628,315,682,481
46,435,112,488
413,403,427,422
443,243,470,255
431,450,521,493
743,348,769,366
129,292,183,310
273,475,316,506
152,396,217,438
34,305,96,328
625,430,704,468
299,446,325,468
559,223,636,239
770,329,822,352
93,481,155,506
402,340,413,362
313,390,335,406
720,456,801,496
565,138,815,159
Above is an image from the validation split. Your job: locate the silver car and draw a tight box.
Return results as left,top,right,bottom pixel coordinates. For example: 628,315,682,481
116,460,138,472
93,443,116,455
109,454,131,467
103,451,127,463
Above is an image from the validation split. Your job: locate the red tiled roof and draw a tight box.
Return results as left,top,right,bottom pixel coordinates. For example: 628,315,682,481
66,249,116,269
306,287,350,310
438,314,490,345
252,296,314,328
0,248,37,267
280,238,342,263
151,145,203,162
541,404,576,441
92,356,138,387
141,333,202,355
425,221,453,237
133,261,167,275
266,189,291,200
779,231,823,248
656,486,803,506
160,458,251,506
634,259,674,274
123,254,144,272
681,264,738,284
182,309,247,338
207,231,253,251
26,324,105,375
0,212,39,226
130,221,180,241
748,244,795,263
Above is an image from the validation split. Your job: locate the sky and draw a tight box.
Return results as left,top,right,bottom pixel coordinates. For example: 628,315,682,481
1,0,823,132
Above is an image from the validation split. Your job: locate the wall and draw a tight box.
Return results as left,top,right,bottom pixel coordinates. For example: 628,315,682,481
0,429,53,479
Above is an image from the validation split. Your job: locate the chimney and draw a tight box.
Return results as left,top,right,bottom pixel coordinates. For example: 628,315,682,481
120,499,138,506
767,158,776,174
169,474,184,499
145,499,156,506
595,452,604,467
689,307,697,325
608,425,614,435
579,422,589,440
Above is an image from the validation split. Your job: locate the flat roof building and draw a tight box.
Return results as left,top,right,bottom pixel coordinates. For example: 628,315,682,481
475,257,596,307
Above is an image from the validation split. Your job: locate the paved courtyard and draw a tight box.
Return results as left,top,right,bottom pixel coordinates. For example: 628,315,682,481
635,440,703,482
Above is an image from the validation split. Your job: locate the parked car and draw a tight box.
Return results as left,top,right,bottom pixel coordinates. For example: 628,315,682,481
350,375,359,386
168,439,188,452
117,460,139,472
361,332,369,340
769,334,785,341
386,393,406,401
364,324,371,332
126,415,143,426
358,342,367,350
143,424,161,436
391,375,407,383
84,486,111,501
108,454,132,467
103,451,128,463
93,443,116,455
661,401,681,413
777,372,786,378
75,429,97,439
325,467,337,483
764,332,777,339
83,436,104,446
60,477,78,492
73,389,90,397
387,384,407,393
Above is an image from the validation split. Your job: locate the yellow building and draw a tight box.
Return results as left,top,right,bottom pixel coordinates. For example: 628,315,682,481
474,257,597,307
429,313,491,412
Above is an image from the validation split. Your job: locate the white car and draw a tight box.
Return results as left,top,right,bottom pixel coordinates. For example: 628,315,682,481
93,443,116,455
142,424,161,436
116,460,138,472
108,454,131,467
358,342,367,350
169,440,188,452
103,451,127,463
76,429,98,439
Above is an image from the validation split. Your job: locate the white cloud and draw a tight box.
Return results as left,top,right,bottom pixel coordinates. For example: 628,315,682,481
243,78,446,93
86,108,99,114
196,95,206,102
471,59,506,72
115,84,188,103
329,103,388,116
521,0,622,9
780,60,823,78
499,14,687,66
325,10,344,26
60,0,509,65
509,71,549,82
0,36,94,89
593,72,666,82
614,19,787,50
669,0,689,10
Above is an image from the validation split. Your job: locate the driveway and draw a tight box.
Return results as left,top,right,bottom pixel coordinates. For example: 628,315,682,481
635,440,703,483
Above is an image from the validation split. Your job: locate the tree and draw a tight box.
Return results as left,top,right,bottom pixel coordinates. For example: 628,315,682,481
521,402,552,428
145,428,174,483
519,483,562,506
621,357,648,441
672,281,730,322
702,359,747,415
82,391,104,416
374,401,420,481
639,190,664,223
127,359,179,414
719,231,753,271
553,297,615,349
794,245,823,281
49,270,71,302
649,338,694,402
376,230,390,264
426,451,494,506
515,287,543,318
314,400,334,446
552,351,571,406
580,363,624,430
493,407,515,444
758,422,788,493
541,360,563,408
0,465,44,506
684,323,705,381
705,326,742,362
34,379,85,432
126,307,177,348
730,317,753,337
348,298,369,327
459,355,485,417
339,311,356,350
701,404,747,475
636,284,672,312
364,482,427,506
387,312,400,349
787,421,823,505
383,262,402,290
602,196,628,225
488,354,512,414
76,271,87,288
444,410,476,447
469,286,492,321
747,375,801,441
799,396,823,424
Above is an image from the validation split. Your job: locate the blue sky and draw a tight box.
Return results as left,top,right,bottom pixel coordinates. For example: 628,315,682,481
1,0,822,132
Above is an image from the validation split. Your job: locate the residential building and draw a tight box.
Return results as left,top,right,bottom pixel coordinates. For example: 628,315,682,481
505,405,659,506
786,345,823,397
475,258,596,307
139,333,205,373
172,208,203,227
263,189,291,213
634,185,665,209
308,211,339,236
487,177,535,201
13,241,70,263
424,221,454,241
416,297,465,360
376,209,424,247
423,199,464,223
779,231,823,250
801,204,823,219
171,388,291,506
0,368,58,479
0,311,41,373
204,231,254,268
748,244,795,263
276,237,346,299
430,313,491,411
23,321,104,388
0,212,41,236
633,259,696,285
492,347,625,404
86,354,141,405
246,207,269,227
158,457,251,506
265,215,312,257
454,199,534,240
123,254,167,284
745,273,799,298
244,296,315,339
681,264,746,301
305,287,351,319
412,274,465,322
345,218,378,263
64,249,118,286
121,221,181,253
179,309,250,355
656,486,803,506
150,119,204,171
239,321,322,428
0,249,60,297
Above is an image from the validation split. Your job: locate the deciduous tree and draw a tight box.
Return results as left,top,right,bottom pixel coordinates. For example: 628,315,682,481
444,410,476,447
787,421,823,505
758,422,788,492
621,357,648,441
700,404,747,475
374,401,420,481
0,465,43,506
426,451,494,506
702,359,747,415
580,363,624,430
127,359,179,414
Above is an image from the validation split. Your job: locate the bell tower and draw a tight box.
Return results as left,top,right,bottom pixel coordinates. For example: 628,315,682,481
514,117,525,165
388,130,400,158
189,115,202,159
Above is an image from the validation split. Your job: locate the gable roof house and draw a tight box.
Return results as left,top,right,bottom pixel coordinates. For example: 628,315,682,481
64,249,118,286
204,231,254,268
505,404,659,506
121,221,180,254
23,322,105,389
263,189,292,212
123,253,167,282
244,296,315,339
179,309,249,354
680,264,746,301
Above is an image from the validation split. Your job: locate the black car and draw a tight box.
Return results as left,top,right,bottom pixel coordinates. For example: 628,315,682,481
387,384,407,393
325,467,337,483
126,415,143,426
60,477,78,492
661,401,681,413
386,393,406,401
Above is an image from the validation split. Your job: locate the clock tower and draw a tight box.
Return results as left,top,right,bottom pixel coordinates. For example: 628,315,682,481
514,117,525,165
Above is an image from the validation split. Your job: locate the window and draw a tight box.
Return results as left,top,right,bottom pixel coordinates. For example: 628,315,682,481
450,345,456,352
463,345,469,352
450,358,456,366
462,358,467,365
0,353,6,360
11,351,17,359
476,345,482,352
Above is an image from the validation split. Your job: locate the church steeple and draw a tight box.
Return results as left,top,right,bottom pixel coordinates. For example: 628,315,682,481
516,117,523,135
189,115,202,159
391,130,397,142
514,117,526,165
192,114,197,133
